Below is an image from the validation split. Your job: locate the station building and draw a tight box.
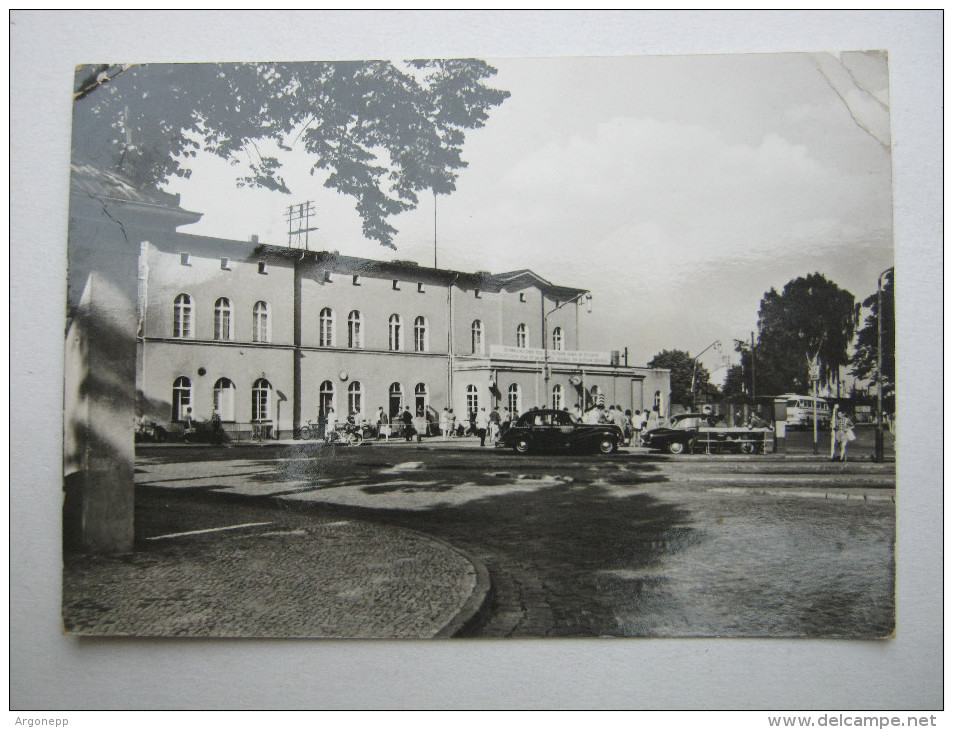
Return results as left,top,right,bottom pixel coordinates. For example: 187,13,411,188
71,164,670,439
137,231,670,438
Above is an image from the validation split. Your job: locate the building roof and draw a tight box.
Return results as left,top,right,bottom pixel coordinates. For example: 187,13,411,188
256,245,588,299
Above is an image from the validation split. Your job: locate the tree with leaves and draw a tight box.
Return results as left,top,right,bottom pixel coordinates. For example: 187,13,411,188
749,273,858,395
71,60,510,247
648,349,712,408
721,363,747,399
850,269,894,410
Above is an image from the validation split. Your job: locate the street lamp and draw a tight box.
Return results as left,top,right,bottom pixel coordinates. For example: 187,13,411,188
691,340,721,410
543,291,592,406
875,267,893,463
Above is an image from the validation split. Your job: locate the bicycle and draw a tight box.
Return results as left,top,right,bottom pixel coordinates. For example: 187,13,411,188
325,421,364,446
297,419,322,440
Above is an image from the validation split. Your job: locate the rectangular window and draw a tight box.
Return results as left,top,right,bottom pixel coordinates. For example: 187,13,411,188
474,289,481,299
519,293,526,302
417,282,425,293
258,261,267,275
180,252,191,266
220,257,230,270
392,279,400,290
352,275,361,286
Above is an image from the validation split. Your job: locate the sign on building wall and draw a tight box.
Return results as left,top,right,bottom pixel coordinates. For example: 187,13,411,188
489,345,612,365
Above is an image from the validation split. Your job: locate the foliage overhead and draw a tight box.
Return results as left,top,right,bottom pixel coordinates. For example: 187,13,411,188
748,273,858,395
72,60,511,247
648,349,713,408
721,363,747,399
850,268,894,406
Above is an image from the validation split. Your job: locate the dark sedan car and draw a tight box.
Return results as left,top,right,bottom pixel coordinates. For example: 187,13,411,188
500,409,623,455
641,413,771,455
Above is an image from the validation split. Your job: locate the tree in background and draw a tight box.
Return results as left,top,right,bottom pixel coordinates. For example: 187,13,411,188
750,273,858,395
721,363,746,399
648,349,712,408
850,269,895,411
72,60,510,247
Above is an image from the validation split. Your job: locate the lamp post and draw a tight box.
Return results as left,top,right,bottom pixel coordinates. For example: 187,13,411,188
543,291,591,407
875,267,893,463
691,340,721,410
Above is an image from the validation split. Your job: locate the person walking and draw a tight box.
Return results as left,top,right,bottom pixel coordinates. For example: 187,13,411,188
448,408,457,438
475,406,489,446
488,406,502,444
401,406,415,442
830,405,856,462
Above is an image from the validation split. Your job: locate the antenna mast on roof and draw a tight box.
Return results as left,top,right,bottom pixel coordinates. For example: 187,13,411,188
285,201,318,250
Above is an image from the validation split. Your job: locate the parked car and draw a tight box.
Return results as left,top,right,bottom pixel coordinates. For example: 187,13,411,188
641,413,771,455
500,409,623,455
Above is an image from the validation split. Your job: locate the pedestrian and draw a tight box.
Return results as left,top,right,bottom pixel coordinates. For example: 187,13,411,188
377,406,390,441
322,406,335,439
476,406,489,446
183,407,196,442
646,407,660,431
830,405,856,462
439,407,449,439
402,406,415,442
468,409,477,437
611,404,627,434
488,405,502,444
623,409,634,446
448,408,457,438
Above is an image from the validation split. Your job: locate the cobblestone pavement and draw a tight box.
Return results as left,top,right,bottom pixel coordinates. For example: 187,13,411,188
63,487,489,638
121,437,896,639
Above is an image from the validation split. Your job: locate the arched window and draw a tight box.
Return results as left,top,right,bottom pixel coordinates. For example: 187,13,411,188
172,376,192,422
552,326,563,351
507,383,521,415
389,382,403,419
319,380,335,421
414,316,428,352
252,378,272,421
552,384,563,410
348,381,363,418
252,301,270,343
347,310,363,349
319,307,335,347
471,320,483,355
389,314,402,351
466,384,479,415
173,294,192,338
213,377,235,421
214,297,233,341
516,323,527,348
414,383,428,417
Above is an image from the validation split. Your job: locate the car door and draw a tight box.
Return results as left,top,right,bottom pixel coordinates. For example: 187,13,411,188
551,410,575,449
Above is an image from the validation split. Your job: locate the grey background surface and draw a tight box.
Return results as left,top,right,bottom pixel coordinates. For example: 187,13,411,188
10,10,942,710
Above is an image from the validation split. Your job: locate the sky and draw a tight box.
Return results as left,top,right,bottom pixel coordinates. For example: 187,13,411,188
164,52,894,381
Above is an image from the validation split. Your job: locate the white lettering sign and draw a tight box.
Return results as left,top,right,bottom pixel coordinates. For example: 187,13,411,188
489,345,612,365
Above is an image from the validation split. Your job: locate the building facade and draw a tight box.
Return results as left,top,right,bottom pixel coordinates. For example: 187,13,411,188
136,231,670,437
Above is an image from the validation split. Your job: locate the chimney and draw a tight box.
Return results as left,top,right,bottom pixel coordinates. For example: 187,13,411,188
250,234,259,243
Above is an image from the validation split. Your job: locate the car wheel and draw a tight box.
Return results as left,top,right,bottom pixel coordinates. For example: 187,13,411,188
598,438,616,454
668,440,686,455
513,438,532,455
740,441,755,455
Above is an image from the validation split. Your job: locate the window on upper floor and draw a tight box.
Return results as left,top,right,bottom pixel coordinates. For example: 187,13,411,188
414,316,428,352
173,294,193,338
552,326,563,351
214,297,233,341
252,301,270,343
471,320,484,355
516,323,527,348
389,314,402,351
347,310,363,349
319,307,335,347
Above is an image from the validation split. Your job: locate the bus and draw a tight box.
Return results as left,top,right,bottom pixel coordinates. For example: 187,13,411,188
780,394,831,429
